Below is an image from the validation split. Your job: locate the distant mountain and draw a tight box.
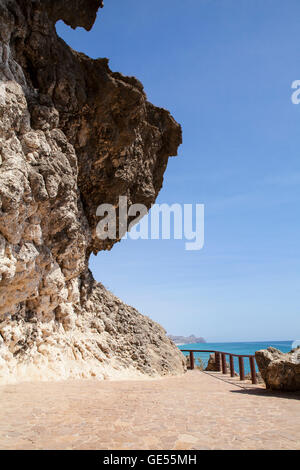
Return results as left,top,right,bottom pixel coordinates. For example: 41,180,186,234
168,335,206,345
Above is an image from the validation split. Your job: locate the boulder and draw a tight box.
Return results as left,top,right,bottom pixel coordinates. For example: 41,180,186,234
255,347,300,391
205,353,220,371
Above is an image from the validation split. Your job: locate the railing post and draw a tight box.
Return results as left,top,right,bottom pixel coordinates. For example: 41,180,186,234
221,353,227,374
249,356,257,384
215,352,221,371
238,356,245,381
229,355,235,377
189,351,195,370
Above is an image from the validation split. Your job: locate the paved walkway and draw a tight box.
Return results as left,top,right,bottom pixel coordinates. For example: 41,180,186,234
0,371,299,450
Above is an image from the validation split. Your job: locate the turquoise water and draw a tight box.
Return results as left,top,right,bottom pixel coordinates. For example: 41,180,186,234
179,341,293,374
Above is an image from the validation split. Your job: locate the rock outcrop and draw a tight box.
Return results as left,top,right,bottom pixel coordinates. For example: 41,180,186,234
255,347,300,391
0,0,185,383
205,353,220,372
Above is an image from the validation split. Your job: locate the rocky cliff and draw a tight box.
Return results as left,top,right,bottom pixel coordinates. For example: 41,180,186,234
0,0,185,383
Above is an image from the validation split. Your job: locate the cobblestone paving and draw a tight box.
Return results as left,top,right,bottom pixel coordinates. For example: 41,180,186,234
0,371,299,450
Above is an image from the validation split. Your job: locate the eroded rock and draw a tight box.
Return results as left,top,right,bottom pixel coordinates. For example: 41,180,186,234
255,347,300,391
0,0,185,383
205,353,220,372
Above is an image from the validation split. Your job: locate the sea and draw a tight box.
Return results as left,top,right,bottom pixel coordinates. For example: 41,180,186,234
178,340,293,374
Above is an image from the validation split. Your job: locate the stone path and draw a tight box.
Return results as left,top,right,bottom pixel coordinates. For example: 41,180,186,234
203,370,265,389
0,371,299,450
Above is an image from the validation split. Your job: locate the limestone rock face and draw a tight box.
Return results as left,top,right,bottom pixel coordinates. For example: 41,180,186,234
255,347,300,391
0,0,185,383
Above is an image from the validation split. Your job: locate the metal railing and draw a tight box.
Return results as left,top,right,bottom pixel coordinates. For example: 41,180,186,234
181,349,258,384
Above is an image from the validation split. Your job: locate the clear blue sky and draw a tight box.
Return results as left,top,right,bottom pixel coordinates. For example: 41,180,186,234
57,0,300,342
